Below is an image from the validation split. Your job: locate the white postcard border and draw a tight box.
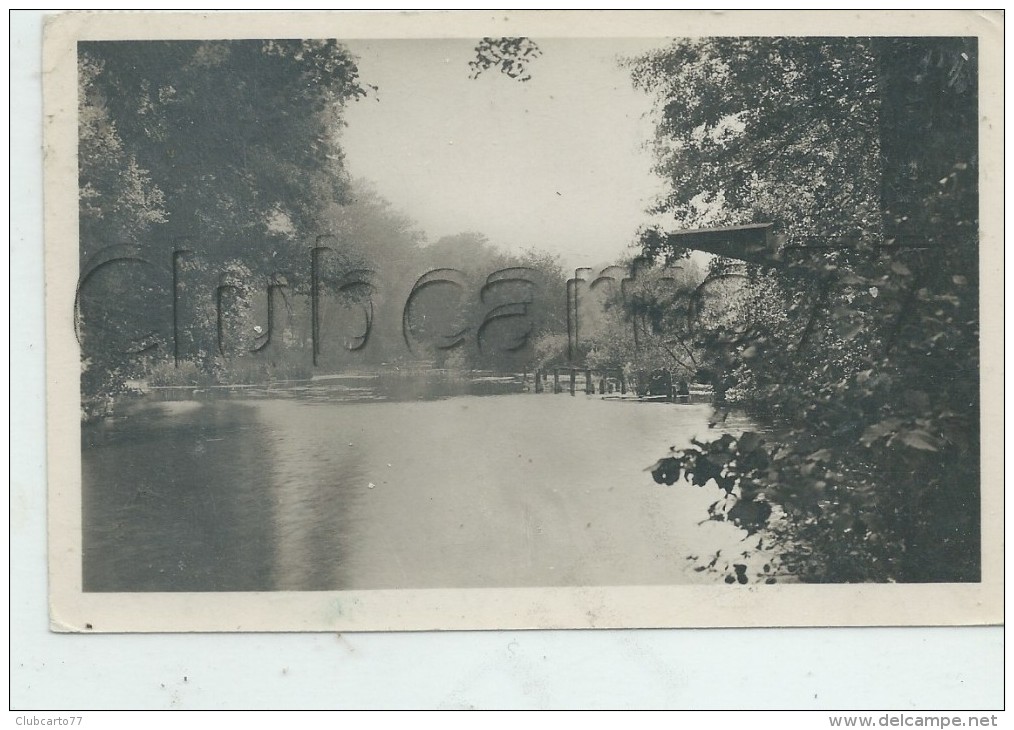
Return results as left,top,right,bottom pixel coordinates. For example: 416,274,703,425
44,9,1004,633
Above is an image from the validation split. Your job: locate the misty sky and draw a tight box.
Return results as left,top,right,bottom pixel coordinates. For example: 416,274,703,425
340,38,671,271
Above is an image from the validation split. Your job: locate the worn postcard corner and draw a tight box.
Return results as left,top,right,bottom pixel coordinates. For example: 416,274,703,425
44,10,1003,632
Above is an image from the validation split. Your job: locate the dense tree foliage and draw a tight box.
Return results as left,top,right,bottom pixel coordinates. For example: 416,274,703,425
579,258,708,381
633,38,979,583
632,38,882,245
82,40,369,252
78,40,374,409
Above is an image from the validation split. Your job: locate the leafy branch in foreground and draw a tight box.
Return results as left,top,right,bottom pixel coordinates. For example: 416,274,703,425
469,37,542,82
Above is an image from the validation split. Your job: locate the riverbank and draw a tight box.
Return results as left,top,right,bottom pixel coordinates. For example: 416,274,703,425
87,369,717,420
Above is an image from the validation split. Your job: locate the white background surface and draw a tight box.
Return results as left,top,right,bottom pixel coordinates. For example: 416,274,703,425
9,9,1003,710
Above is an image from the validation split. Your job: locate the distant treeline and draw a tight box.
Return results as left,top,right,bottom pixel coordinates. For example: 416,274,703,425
77,41,574,405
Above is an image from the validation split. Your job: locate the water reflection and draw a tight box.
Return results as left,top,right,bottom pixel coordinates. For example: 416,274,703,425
83,400,276,591
261,399,362,591
83,383,765,592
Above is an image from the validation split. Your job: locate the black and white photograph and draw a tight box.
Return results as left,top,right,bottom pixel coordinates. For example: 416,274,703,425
43,10,1002,632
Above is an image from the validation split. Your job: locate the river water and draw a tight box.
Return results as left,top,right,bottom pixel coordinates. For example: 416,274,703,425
82,378,768,591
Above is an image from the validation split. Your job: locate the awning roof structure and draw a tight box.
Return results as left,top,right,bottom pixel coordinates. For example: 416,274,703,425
661,223,779,267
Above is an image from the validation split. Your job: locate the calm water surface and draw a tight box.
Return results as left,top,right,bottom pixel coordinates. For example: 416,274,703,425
83,381,767,591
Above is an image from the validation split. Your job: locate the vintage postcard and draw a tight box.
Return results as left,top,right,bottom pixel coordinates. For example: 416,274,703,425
44,10,1003,632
